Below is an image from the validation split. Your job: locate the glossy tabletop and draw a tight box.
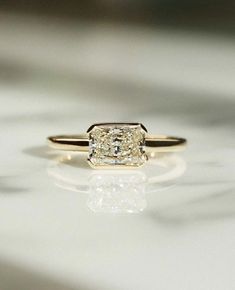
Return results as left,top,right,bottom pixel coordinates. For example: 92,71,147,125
0,12,234,290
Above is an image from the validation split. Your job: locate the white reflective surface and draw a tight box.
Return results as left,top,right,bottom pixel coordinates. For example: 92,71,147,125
48,153,186,213
0,12,235,290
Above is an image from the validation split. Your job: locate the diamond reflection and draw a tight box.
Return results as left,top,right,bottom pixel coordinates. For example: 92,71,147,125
87,171,146,213
47,153,186,213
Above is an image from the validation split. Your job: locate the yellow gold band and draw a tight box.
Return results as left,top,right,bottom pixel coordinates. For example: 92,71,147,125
48,134,187,153
48,123,187,168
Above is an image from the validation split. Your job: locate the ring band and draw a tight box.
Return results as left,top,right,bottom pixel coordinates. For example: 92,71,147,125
48,123,187,168
48,134,186,152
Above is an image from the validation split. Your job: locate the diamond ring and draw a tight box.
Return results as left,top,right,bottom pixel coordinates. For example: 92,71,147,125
48,123,187,169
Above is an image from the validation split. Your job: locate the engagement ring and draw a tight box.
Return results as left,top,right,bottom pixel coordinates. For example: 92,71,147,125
48,123,187,169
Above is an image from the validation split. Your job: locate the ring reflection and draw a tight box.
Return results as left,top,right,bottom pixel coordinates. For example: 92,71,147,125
47,153,186,213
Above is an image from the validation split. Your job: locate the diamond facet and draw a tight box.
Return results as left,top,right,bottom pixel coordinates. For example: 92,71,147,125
88,123,147,168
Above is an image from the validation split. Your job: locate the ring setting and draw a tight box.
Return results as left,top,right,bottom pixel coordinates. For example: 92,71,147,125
88,123,147,167
48,122,187,169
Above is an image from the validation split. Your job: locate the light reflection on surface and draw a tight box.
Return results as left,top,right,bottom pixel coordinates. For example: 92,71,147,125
47,153,186,213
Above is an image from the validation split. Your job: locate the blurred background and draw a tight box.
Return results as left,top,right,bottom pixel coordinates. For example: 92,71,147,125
0,1,234,129
1,0,235,29
1,0,235,115
1,1,235,99
0,0,235,126
0,2,235,290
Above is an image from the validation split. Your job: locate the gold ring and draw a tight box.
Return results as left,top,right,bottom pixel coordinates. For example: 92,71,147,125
48,122,187,169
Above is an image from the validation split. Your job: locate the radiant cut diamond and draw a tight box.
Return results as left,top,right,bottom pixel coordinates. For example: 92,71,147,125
88,123,147,168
